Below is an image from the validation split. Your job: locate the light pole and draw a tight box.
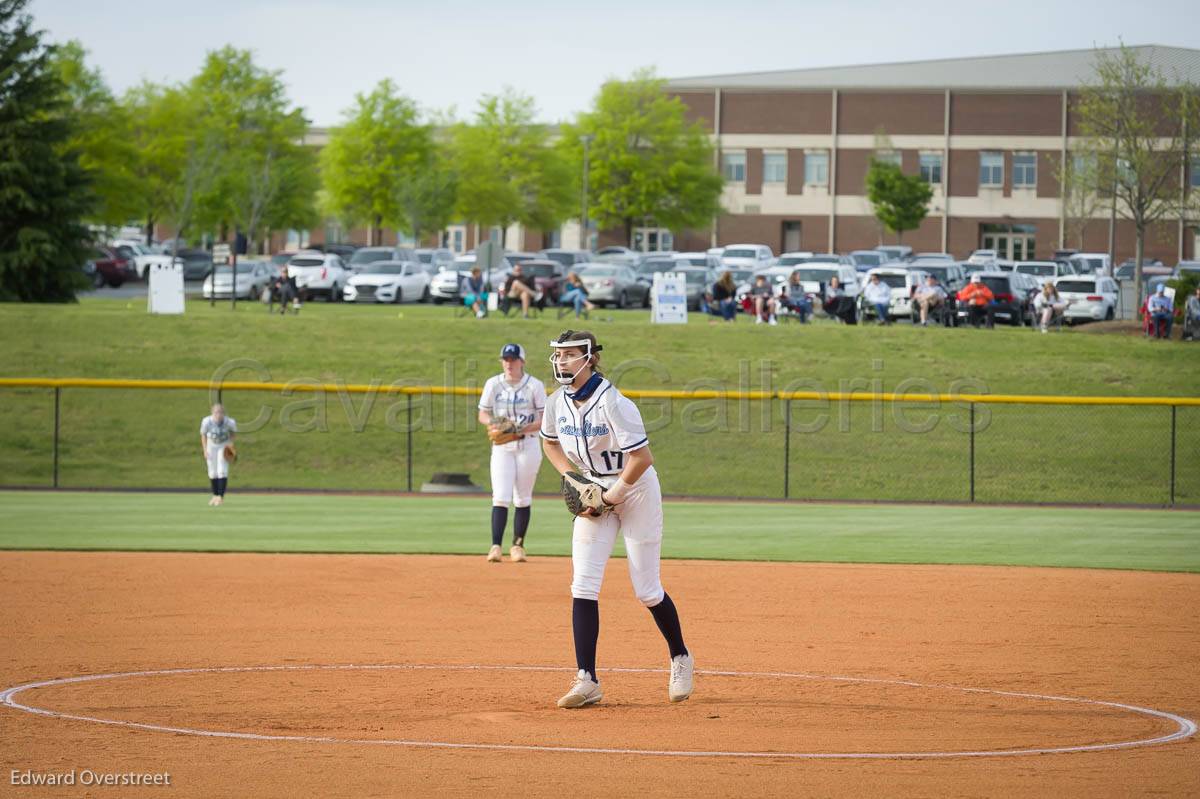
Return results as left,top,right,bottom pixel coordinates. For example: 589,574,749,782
581,134,594,251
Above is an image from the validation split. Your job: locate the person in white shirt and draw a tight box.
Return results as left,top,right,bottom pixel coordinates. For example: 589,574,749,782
863,273,893,325
541,329,693,709
199,404,236,506
478,343,546,562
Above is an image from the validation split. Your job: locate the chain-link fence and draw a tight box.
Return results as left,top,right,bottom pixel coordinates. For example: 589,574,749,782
0,380,1194,507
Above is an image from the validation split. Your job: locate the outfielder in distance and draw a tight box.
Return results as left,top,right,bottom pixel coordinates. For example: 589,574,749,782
542,330,694,708
478,343,546,563
199,403,237,506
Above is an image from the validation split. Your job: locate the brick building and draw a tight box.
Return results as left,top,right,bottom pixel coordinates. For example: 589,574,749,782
662,45,1200,262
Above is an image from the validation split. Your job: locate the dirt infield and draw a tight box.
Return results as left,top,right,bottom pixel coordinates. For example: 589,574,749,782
1,552,1197,797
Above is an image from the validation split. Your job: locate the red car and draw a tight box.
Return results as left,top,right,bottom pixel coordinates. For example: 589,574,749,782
519,259,568,304
83,247,136,288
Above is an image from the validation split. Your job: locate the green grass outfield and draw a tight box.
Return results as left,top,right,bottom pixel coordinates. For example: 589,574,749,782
1,491,1198,573
2,299,1198,504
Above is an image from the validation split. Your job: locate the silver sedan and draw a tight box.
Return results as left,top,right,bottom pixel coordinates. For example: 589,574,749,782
578,264,651,309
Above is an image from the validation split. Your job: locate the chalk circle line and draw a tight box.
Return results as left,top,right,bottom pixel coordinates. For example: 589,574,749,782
0,663,1194,760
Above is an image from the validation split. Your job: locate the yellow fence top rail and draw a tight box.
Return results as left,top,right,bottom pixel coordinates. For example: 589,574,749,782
1,377,1198,407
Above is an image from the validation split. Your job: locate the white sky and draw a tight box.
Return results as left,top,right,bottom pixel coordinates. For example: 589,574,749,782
31,0,1200,126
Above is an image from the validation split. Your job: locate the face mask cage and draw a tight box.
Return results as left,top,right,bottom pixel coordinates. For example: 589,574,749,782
548,339,593,385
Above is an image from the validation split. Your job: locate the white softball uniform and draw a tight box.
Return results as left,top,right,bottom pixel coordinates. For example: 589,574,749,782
541,378,665,607
200,415,236,479
480,374,546,507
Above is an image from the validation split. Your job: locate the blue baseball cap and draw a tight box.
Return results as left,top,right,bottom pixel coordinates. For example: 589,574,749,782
500,343,525,360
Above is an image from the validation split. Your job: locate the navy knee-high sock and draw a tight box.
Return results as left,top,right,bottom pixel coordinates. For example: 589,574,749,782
216,477,228,497
648,592,688,659
513,506,530,547
491,506,508,547
572,598,600,682
210,478,219,496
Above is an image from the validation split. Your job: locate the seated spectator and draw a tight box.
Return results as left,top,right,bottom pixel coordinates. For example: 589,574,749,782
559,271,594,318
957,274,995,329
750,275,778,325
273,265,300,314
709,271,737,322
822,276,857,324
502,263,538,318
863,273,892,325
1147,284,1174,339
1185,286,1200,340
778,270,812,323
913,274,947,327
1033,282,1070,334
462,267,488,319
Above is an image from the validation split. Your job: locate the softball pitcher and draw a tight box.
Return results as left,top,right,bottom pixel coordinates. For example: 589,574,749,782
542,330,693,708
478,343,546,563
199,403,237,506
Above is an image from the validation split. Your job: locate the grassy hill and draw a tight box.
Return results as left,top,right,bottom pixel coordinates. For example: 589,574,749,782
1,299,1197,504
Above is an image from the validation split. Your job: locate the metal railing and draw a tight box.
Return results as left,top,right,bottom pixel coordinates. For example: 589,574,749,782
1,377,1196,507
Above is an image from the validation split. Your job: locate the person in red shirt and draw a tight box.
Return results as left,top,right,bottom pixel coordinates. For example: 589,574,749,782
957,274,995,328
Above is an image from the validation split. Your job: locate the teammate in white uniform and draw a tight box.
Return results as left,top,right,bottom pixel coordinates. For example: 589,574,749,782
541,330,694,708
478,343,546,563
199,404,237,506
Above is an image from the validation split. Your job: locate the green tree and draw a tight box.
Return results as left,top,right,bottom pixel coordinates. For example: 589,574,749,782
562,69,723,246
865,159,933,243
51,40,139,229
1075,44,1200,303
320,79,431,245
0,0,91,301
394,146,458,244
187,47,316,252
452,89,572,245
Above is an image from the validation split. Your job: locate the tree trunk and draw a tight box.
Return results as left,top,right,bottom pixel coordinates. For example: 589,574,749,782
145,216,155,246
373,215,382,247
624,218,634,249
1134,226,1145,315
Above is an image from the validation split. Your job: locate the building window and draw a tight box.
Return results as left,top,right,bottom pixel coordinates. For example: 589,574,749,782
980,152,1003,187
1191,156,1200,189
722,151,746,182
919,153,942,184
633,227,674,252
875,150,901,168
1013,153,1037,187
763,152,787,183
804,151,829,186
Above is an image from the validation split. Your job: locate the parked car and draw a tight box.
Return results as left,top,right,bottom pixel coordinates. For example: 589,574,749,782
1016,260,1075,280
202,260,278,300
415,247,456,274
83,247,136,288
913,252,954,262
311,242,358,261
1068,253,1111,275
905,261,967,294
673,251,722,269
539,248,591,269
287,250,350,301
348,246,419,274
271,251,297,268
966,249,998,266
875,245,913,262
176,249,214,281
594,246,643,267
774,251,814,266
672,266,716,310
344,260,431,304
1053,275,1119,323
777,252,849,267
577,263,650,308
429,254,513,303
1114,261,1172,281
721,244,774,270
954,273,1032,326
109,239,173,279
505,251,541,267
1171,260,1200,279
741,263,862,306
860,267,930,322
635,254,679,279
518,259,568,304
848,250,889,271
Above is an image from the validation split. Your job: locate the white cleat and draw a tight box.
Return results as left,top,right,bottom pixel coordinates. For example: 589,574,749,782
668,653,694,703
208,496,218,506
509,544,527,563
487,545,502,563
213,496,223,506
557,670,602,708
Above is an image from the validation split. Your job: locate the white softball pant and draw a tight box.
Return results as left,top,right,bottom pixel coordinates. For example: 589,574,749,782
490,436,542,507
570,466,665,607
205,443,230,479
